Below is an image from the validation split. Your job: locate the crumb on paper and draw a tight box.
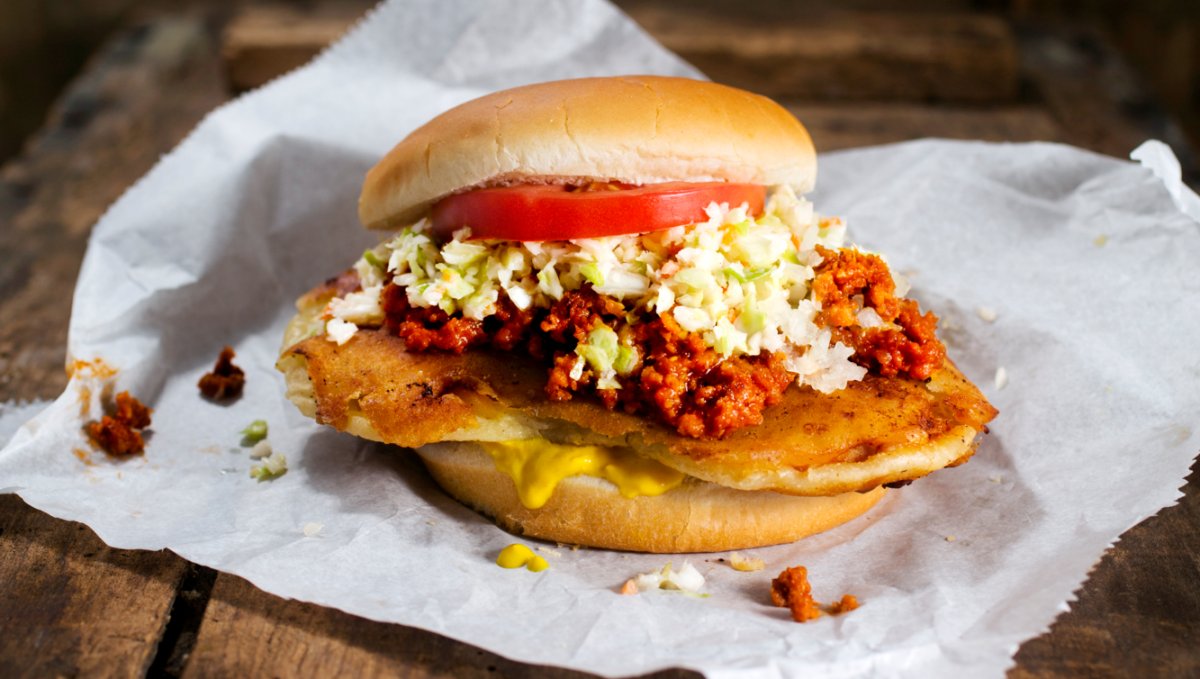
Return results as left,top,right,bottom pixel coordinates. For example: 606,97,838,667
770,566,821,623
198,346,245,400
67,357,118,380
945,535,957,542
975,306,997,323
729,552,765,572
496,544,549,572
994,366,1008,390
828,594,859,615
630,562,705,594
250,450,287,481
241,419,268,444
249,440,273,460
1094,234,1109,247
85,391,153,457
87,417,144,456
303,522,323,537
73,448,94,466
619,579,638,595
535,546,563,558
989,475,1004,483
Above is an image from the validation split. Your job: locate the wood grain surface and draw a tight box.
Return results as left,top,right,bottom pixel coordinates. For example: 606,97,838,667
1,5,1197,678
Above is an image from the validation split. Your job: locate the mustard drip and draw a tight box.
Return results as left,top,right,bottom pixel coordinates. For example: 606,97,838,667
480,440,685,509
496,544,549,572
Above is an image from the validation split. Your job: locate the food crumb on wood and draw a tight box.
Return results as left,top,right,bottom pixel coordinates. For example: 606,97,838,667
198,346,245,400
994,366,1008,390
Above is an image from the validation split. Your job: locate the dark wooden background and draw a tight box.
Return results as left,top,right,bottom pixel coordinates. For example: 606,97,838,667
1,2,1198,677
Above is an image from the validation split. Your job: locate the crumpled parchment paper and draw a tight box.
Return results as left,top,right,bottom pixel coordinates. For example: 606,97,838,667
2,1,1199,676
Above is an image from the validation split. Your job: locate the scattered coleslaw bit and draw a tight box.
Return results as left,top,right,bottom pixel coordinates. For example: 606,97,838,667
249,440,273,460
303,522,323,537
630,562,705,593
994,366,1009,390
250,450,287,481
241,419,268,444
729,552,765,572
331,186,871,394
975,306,997,322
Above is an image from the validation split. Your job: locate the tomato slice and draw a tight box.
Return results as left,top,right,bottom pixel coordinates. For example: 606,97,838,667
430,182,766,241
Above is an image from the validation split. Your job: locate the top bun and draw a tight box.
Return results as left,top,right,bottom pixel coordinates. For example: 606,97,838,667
358,76,817,230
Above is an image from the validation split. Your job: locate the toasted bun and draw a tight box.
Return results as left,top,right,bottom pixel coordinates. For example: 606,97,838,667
359,76,817,230
416,442,885,553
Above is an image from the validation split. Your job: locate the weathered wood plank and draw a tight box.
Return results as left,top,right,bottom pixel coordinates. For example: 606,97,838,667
0,495,187,679
221,1,364,92
1011,458,1200,678
626,5,1019,103
786,102,1064,151
1018,22,1199,183
0,15,230,403
219,4,1019,103
0,15,231,679
183,574,691,679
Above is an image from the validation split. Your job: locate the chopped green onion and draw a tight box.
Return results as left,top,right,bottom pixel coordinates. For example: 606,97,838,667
241,420,268,444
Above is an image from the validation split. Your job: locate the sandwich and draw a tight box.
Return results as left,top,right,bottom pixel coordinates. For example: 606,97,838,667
277,76,997,553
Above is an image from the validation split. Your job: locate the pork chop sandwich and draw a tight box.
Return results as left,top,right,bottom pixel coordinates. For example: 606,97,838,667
277,76,997,553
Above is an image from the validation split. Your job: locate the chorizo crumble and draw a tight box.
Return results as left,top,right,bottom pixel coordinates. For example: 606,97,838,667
811,246,944,381
198,346,245,400
86,391,152,457
383,283,795,438
374,241,943,439
770,565,822,623
770,565,860,622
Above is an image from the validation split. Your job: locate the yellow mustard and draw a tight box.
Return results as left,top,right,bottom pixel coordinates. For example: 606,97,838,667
479,440,685,509
496,544,549,572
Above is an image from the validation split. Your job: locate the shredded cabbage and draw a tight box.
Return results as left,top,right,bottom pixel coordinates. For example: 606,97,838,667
328,186,875,393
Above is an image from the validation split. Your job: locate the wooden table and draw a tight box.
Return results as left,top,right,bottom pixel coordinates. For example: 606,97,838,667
2,4,1197,677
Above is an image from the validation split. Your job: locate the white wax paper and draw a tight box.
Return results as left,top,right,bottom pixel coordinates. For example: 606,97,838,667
3,0,1199,676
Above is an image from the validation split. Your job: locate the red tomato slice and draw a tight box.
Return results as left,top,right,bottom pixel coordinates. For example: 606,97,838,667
430,182,766,241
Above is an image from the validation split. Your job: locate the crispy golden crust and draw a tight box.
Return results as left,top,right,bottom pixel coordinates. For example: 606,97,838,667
277,286,997,496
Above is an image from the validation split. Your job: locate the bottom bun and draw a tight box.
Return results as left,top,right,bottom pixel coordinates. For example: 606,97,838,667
416,442,887,553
